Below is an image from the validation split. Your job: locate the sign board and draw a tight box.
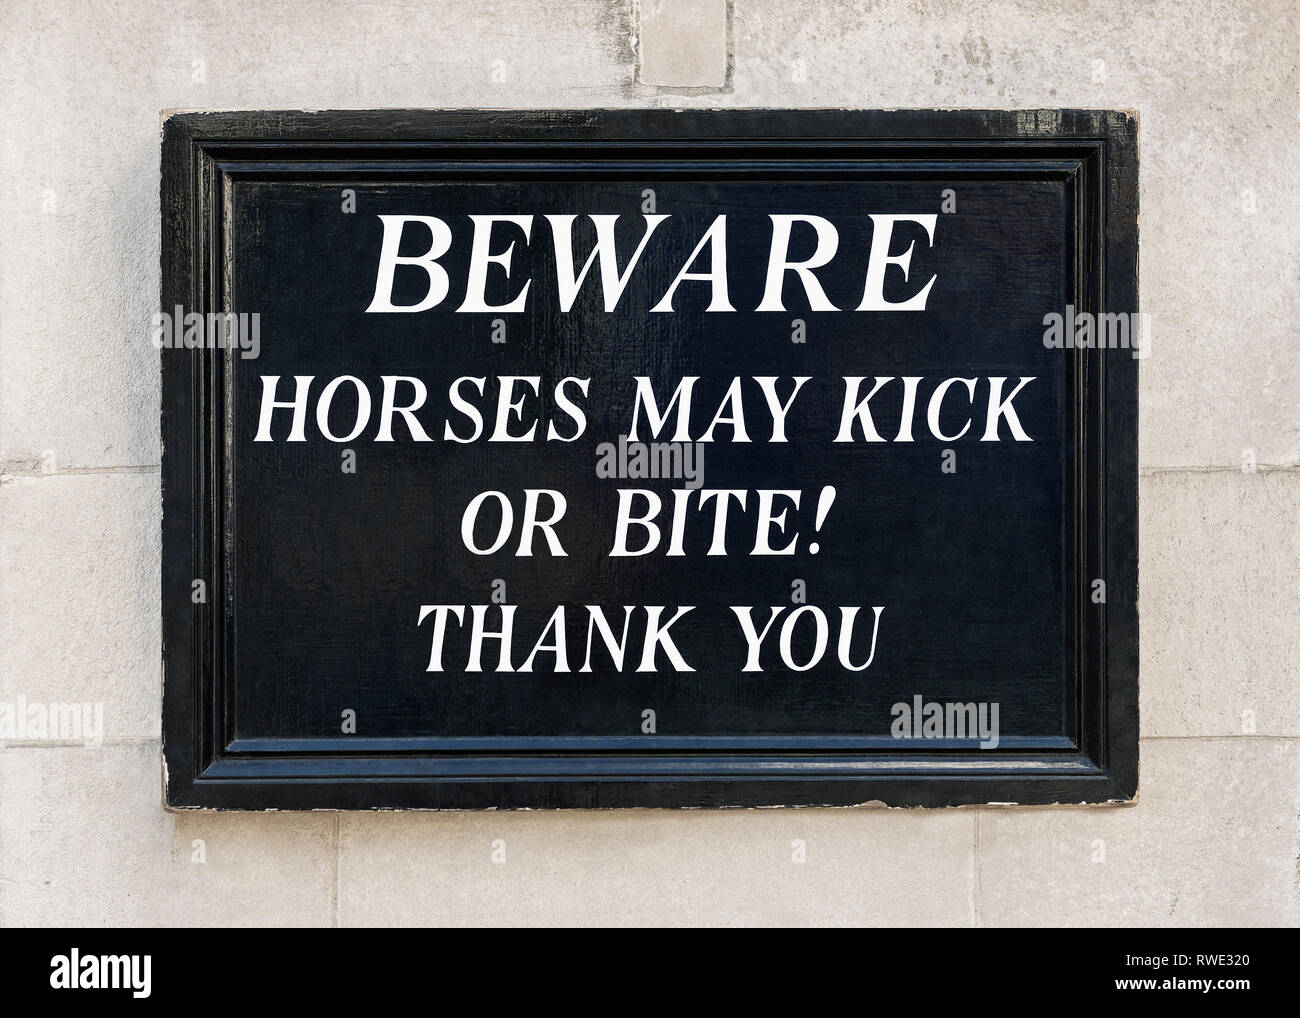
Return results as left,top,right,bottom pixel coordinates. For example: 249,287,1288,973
161,110,1138,809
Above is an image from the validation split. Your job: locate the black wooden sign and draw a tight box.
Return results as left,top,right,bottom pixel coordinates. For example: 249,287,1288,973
161,109,1138,809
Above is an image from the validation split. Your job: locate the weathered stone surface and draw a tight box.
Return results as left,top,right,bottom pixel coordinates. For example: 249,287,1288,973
1142,471,1300,737
638,0,728,89
0,742,335,926
0,473,160,741
339,808,974,926
979,738,1299,926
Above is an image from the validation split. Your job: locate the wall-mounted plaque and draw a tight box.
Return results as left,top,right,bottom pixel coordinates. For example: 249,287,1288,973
161,109,1138,809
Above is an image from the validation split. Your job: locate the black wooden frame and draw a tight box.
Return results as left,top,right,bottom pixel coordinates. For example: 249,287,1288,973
161,109,1138,810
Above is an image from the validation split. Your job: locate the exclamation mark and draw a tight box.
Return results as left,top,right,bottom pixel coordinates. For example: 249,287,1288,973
808,485,836,554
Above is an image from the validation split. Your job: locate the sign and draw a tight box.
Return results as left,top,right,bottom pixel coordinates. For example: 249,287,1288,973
161,110,1138,809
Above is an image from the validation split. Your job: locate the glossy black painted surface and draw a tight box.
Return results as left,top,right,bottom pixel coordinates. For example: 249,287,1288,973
161,109,1138,809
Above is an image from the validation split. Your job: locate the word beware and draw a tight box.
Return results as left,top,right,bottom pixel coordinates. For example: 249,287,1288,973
366,212,939,313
